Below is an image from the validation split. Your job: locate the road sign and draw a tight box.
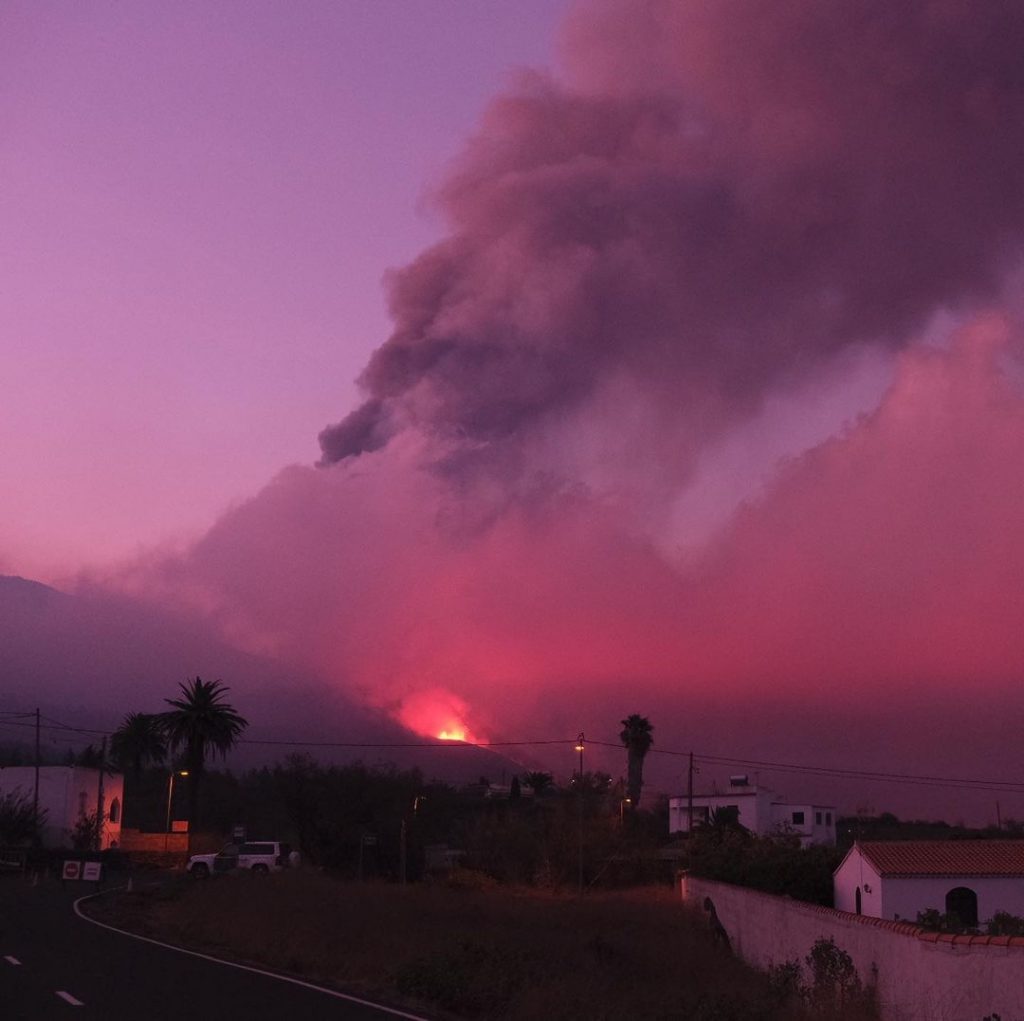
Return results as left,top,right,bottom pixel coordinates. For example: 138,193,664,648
62,861,81,881
82,862,102,882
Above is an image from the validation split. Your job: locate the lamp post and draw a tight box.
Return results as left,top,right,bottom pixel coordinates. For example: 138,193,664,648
164,770,188,852
575,732,585,894
620,797,631,824
401,795,426,886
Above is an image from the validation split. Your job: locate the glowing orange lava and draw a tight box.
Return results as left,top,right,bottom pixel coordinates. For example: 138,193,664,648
398,688,481,744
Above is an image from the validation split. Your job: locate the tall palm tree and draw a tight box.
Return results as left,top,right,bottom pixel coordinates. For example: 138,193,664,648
619,714,653,809
159,677,247,827
110,712,167,778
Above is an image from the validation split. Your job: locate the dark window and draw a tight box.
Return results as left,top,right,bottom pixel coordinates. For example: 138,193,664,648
855,887,862,915
815,811,822,825
945,887,978,928
791,811,805,825
108,798,120,824
826,812,832,825
712,805,740,826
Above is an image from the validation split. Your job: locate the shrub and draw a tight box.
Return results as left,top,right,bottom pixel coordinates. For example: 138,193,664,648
985,912,1024,937
916,908,977,935
0,789,44,845
687,828,840,905
805,937,870,1015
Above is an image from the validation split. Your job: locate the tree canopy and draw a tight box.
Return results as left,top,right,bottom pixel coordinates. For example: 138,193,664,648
619,714,653,808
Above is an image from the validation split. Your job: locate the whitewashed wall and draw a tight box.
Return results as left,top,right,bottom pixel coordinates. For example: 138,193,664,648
682,874,1024,1021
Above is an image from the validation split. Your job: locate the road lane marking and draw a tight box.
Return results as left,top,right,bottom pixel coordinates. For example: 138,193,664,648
55,991,84,1006
4,955,21,965
74,888,430,1020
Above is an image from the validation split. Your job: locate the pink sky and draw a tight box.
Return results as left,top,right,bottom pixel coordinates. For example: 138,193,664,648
5,1,1024,822
1,0,568,579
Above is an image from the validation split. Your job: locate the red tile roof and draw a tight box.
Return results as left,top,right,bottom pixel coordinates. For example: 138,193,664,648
857,840,1024,877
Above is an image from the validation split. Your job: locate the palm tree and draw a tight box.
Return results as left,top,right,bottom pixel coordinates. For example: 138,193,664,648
158,677,247,827
110,712,167,778
619,714,653,808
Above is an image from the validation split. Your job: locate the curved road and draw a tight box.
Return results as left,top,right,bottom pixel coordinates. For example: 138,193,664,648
0,874,429,1020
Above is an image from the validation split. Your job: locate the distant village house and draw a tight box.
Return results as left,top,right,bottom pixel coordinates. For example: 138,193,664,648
668,775,837,846
0,766,123,849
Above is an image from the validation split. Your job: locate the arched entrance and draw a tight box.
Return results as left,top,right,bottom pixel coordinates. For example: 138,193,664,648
945,886,978,928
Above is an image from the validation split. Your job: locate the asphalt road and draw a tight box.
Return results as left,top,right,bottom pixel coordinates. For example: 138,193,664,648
0,873,429,1021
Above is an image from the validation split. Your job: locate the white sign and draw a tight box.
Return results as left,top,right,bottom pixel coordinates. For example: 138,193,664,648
62,860,81,881
82,861,102,882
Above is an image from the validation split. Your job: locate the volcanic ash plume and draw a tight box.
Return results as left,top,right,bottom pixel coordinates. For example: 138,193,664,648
135,1,1024,751
320,0,1024,492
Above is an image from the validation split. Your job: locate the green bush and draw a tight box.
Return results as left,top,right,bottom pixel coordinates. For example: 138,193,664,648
687,827,840,905
985,912,1024,936
0,789,43,845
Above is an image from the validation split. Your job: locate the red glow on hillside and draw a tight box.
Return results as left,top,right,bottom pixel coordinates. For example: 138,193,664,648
398,688,480,744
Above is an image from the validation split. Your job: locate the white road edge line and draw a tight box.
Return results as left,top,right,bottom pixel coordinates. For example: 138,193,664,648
73,888,430,1021
55,990,84,1006
4,955,21,965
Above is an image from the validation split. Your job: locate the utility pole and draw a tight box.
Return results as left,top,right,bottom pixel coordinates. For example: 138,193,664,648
33,708,40,838
687,752,694,835
96,736,107,851
400,817,407,885
575,732,585,894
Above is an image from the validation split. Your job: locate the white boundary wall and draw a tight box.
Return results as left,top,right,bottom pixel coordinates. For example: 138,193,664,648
681,874,1024,1021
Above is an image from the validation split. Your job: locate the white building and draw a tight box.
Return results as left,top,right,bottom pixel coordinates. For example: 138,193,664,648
0,766,124,849
668,777,836,846
834,841,1024,926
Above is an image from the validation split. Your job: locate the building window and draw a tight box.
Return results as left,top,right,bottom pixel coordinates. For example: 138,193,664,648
815,811,822,825
791,811,805,825
108,798,120,824
712,805,739,827
826,812,832,825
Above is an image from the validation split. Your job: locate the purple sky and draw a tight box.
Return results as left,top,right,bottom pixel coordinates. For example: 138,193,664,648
1,0,568,579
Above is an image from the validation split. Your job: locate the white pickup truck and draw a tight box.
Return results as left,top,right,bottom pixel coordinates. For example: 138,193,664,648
187,840,297,877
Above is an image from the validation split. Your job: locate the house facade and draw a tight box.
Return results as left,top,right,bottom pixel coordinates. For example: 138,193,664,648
668,777,836,846
0,766,124,849
834,840,1024,926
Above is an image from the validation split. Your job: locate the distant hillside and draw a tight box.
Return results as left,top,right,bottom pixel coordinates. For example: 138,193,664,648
0,574,523,784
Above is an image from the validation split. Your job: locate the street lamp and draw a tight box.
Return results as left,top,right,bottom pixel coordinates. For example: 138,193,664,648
620,797,632,824
164,770,189,852
401,795,427,885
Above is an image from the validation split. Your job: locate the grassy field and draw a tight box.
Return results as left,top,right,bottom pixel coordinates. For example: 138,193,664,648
84,871,871,1020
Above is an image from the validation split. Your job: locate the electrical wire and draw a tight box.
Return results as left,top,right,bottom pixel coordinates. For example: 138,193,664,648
2,704,1024,797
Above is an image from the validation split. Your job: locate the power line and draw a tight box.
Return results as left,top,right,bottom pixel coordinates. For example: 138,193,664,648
587,740,1024,796
3,704,1024,798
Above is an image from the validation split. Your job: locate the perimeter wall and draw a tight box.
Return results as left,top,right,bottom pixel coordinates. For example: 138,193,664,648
681,874,1024,1021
